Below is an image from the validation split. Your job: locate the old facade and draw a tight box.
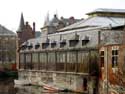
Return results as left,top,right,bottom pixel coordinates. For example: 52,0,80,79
0,25,16,70
17,8,125,94
99,26,125,94
41,14,81,36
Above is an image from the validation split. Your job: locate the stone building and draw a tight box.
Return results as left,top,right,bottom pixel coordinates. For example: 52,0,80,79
41,14,81,36
0,25,16,70
17,8,125,94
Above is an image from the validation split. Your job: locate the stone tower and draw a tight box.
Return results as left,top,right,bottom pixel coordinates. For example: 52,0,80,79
16,13,35,46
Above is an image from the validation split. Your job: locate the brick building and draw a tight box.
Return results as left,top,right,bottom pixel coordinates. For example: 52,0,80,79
16,13,36,46
99,26,125,94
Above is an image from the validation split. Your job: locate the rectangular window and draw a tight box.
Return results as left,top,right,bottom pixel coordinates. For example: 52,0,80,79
20,54,24,64
56,52,66,71
78,51,89,73
47,52,56,71
112,49,118,67
32,53,38,63
66,51,77,72
42,43,49,49
19,53,25,69
40,53,47,63
69,40,79,47
39,53,47,70
48,52,55,63
26,54,31,63
100,51,104,67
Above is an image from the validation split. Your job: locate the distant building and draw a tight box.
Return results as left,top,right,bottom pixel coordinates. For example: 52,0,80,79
0,25,16,70
41,14,81,36
16,13,41,46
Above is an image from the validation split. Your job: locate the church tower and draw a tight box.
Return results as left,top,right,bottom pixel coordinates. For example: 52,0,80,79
16,13,35,46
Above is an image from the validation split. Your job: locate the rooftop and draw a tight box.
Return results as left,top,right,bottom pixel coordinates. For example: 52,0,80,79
87,8,125,15
58,16,125,32
0,25,16,36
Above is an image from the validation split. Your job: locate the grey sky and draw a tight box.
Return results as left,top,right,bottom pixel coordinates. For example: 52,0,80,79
0,0,125,32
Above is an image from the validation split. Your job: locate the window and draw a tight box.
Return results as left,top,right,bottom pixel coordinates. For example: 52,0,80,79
60,40,66,48
39,53,47,70
26,54,31,63
40,53,47,63
100,51,104,67
32,53,38,63
69,40,79,47
112,47,119,68
20,54,24,64
78,51,89,73
42,43,49,49
67,51,77,72
56,52,66,71
27,44,33,50
82,36,89,46
51,42,56,48
69,33,79,47
35,43,40,49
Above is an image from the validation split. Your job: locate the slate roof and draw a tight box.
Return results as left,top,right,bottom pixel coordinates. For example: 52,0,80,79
58,16,125,32
87,8,125,15
35,31,41,38
21,8,125,51
0,25,16,36
17,13,25,32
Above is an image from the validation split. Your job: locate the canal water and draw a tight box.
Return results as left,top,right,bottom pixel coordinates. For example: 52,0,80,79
0,78,80,94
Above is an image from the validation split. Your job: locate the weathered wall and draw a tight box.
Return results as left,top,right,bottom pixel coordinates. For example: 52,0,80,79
18,70,98,93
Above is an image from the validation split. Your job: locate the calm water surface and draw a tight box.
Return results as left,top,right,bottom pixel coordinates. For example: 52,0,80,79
0,78,80,94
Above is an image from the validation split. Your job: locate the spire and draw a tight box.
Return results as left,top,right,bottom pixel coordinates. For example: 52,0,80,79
44,12,50,26
17,13,25,32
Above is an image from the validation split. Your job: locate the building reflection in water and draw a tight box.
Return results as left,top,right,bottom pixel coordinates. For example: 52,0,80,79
0,78,16,94
0,79,80,94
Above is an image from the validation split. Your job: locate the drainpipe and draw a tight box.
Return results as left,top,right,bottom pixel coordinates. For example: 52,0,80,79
98,31,101,47
106,47,108,94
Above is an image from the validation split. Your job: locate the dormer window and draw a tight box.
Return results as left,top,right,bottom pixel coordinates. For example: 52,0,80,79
42,37,50,49
28,43,33,49
35,43,40,49
51,41,56,48
82,36,89,46
60,39,66,48
69,33,79,47
42,43,49,49
21,44,27,50
69,40,79,47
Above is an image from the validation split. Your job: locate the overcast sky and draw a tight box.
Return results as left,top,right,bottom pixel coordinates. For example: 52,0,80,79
0,0,125,32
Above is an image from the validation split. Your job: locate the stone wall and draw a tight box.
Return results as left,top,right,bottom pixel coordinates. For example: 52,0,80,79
18,70,98,93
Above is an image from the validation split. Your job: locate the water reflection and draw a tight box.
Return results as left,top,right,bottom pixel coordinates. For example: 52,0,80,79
0,78,16,94
15,85,79,94
0,78,80,94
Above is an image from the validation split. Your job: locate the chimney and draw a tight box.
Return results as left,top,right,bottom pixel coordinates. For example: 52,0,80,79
33,22,35,32
26,21,29,26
